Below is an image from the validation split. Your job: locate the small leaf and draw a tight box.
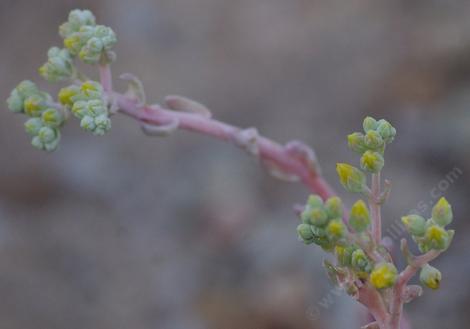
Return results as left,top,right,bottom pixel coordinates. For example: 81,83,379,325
164,95,212,118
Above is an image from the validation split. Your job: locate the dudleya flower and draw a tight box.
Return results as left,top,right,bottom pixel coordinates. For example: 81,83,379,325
39,47,75,82
59,9,96,38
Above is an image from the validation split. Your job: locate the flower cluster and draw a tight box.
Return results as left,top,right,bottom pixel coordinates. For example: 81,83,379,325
347,116,396,174
297,195,345,251
402,197,454,253
59,81,111,135
7,81,63,151
39,47,75,82
60,9,117,64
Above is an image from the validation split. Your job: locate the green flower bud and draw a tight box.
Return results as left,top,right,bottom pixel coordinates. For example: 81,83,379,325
39,47,74,82
351,249,372,273
24,94,47,117
325,219,346,241
401,214,426,237
93,114,111,135
80,115,96,131
364,130,384,150
360,150,384,173
307,194,323,208
363,116,378,132
42,108,64,128
347,132,367,154
59,9,96,38
32,127,60,152
71,100,88,119
336,163,366,193
7,89,24,113
431,197,453,227
376,119,396,143
424,225,450,250
7,80,40,113
309,207,329,227
349,200,370,232
77,81,103,100
58,85,80,107
370,262,398,289
24,118,43,136
419,264,441,290
297,224,314,244
325,196,343,219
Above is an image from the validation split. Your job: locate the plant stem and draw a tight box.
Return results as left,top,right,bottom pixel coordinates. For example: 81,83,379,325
370,173,382,245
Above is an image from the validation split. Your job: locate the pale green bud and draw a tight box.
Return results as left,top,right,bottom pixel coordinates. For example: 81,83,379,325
38,126,56,143
76,81,103,100
325,196,343,219
79,37,104,64
420,264,441,290
309,207,329,227
297,224,314,244
376,119,396,143
431,197,453,227
424,225,450,250
363,116,378,132
41,108,64,128
325,219,346,242
58,85,80,107
349,200,370,232
364,130,384,150
307,195,323,208
59,9,96,38
16,80,39,97
80,115,96,131
370,262,398,289
360,150,384,173
31,127,60,152
401,214,426,237
7,89,24,113
92,114,111,135
71,100,88,119
24,94,47,117
351,249,372,273
39,47,74,82
24,118,43,136
336,163,366,193
348,132,368,154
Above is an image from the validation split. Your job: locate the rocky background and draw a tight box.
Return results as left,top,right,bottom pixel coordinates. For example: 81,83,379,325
0,0,469,328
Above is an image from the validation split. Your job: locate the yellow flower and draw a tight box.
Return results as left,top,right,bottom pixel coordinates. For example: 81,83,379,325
370,263,397,289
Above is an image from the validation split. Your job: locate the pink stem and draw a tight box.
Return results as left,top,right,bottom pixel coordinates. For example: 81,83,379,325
114,93,336,199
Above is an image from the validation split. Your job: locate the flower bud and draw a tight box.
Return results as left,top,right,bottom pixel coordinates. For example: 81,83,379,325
325,196,343,219
80,115,96,131
58,85,80,107
363,116,378,132
424,225,450,250
308,207,329,227
297,224,314,244
59,9,96,38
351,249,372,273
39,47,74,82
24,94,47,117
364,130,384,150
376,119,396,143
370,262,398,289
24,118,43,136
349,200,370,232
401,214,426,237
32,128,60,152
360,150,384,173
7,89,24,113
431,197,453,227
92,114,111,136
326,219,346,241
307,195,323,208
79,81,103,99
419,264,441,290
347,132,367,154
336,163,366,193
7,80,40,113
42,108,64,128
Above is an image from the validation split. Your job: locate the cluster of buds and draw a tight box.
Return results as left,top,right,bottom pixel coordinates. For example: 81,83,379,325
7,81,64,151
6,9,116,152
59,81,111,135
347,116,396,174
60,9,117,64
297,195,346,251
401,197,454,253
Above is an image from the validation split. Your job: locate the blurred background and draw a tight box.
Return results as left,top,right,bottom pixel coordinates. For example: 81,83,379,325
0,0,469,328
